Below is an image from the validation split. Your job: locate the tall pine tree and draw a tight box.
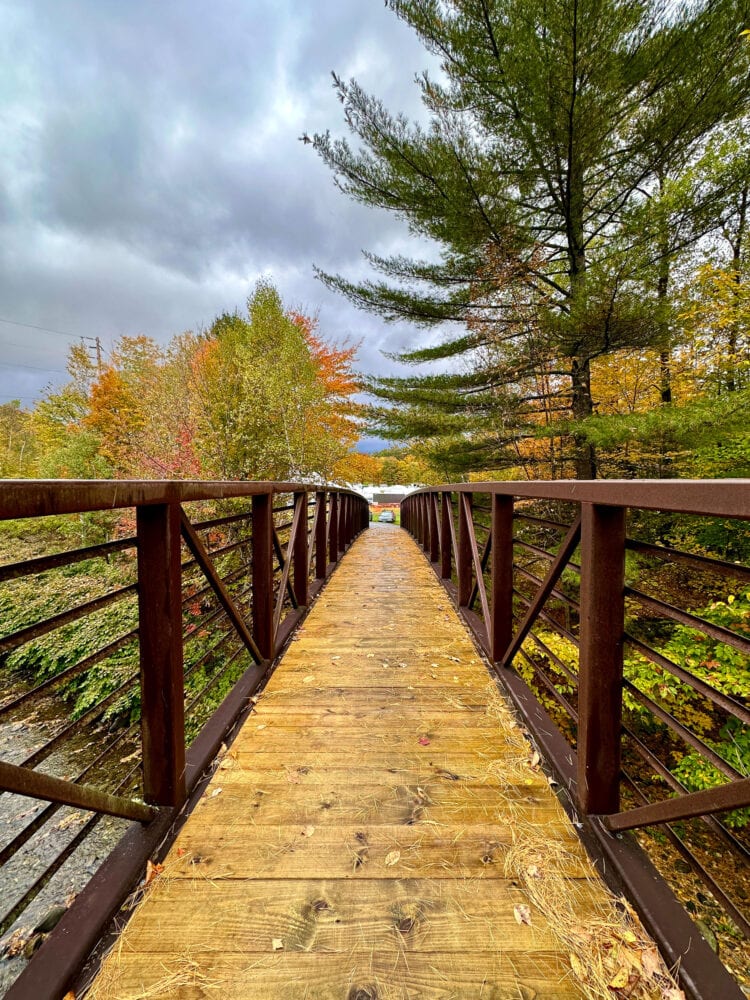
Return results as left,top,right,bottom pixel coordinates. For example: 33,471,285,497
312,0,750,478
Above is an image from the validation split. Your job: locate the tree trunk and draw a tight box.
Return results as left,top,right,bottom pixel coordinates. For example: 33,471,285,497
571,356,596,479
727,185,747,393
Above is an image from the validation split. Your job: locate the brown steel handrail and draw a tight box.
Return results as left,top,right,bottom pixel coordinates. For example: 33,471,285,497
401,480,750,1000
0,479,369,1000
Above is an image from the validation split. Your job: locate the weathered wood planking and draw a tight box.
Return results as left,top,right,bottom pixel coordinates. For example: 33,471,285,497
91,525,615,999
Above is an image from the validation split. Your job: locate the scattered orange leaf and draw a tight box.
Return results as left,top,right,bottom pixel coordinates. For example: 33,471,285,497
144,860,164,886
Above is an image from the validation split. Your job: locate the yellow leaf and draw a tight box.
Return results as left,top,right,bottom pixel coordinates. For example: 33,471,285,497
384,850,401,867
569,953,587,981
609,966,629,989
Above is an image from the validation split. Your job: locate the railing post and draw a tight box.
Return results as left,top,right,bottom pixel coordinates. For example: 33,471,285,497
428,493,440,563
344,495,352,547
252,490,274,661
457,492,472,606
490,494,514,663
315,490,327,579
293,490,308,607
577,502,626,815
329,491,339,565
440,492,452,580
136,502,186,807
339,494,347,550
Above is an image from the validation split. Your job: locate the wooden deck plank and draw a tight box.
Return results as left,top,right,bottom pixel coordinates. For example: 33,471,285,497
89,525,629,999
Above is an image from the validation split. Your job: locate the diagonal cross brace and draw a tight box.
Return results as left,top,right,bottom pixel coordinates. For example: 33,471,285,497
500,515,582,668
180,511,264,665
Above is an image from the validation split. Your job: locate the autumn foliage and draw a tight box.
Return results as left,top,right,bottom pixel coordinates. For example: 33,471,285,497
17,283,362,483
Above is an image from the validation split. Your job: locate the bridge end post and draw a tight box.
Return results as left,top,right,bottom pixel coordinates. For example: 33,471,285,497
136,502,186,808
577,502,626,815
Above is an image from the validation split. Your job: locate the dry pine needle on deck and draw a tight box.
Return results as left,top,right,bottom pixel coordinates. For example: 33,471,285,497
89,525,683,1000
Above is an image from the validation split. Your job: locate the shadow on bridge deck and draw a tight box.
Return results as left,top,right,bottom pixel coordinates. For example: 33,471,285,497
88,525,664,999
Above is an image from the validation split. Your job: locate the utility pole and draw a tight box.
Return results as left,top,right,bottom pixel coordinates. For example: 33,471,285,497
82,336,103,370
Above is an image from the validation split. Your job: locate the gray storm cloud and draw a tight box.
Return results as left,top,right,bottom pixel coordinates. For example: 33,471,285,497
0,0,444,435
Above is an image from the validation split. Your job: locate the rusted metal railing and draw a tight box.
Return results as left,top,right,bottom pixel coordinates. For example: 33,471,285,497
402,480,750,1000
0,479,368,999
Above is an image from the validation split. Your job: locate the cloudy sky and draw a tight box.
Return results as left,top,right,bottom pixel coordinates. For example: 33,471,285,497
0,0,442,447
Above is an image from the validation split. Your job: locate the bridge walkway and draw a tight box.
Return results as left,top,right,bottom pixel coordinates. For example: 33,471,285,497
89,524,645,1000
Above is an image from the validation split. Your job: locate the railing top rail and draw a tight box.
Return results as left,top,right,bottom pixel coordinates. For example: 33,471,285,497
404,479,750,519
0,479,365,520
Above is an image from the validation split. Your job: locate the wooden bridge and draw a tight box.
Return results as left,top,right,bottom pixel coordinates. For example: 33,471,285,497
0,480,748,999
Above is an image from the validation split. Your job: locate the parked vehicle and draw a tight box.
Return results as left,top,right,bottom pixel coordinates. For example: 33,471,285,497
378,510,395,523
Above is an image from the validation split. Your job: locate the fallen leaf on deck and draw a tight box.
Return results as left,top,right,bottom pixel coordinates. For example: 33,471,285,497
384,850,401,867
642,947,662,978
513,904,532,925
331,656,341,661
119,750,140,764
526,865,541,878
256,723,267,730
272,938,284,951
63,993,76,1000
176,848,186,857
530,751,541,768
144,860,164,886
569,953,587,981
608,965,630,989
417,736,431,746
301,825,315,837
209,787,223,798
302,675,315,684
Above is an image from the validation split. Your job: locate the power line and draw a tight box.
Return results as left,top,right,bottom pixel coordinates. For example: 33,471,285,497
0,316,94,340
0,361,66,373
